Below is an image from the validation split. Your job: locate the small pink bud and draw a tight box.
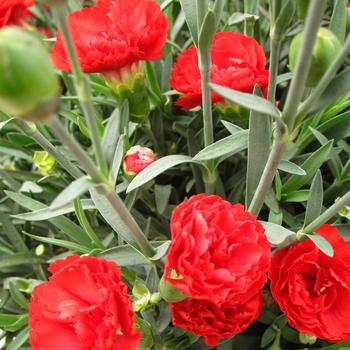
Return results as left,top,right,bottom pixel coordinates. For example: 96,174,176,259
123,146,155,177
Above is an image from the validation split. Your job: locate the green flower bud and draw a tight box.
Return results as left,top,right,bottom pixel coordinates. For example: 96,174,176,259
159,275,187,303
299,333,317,345
0,27,60,121
289,28,341,87
105,63,150,123
33,151,56,175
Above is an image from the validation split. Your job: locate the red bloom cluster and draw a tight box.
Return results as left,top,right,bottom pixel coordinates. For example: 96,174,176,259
165,194,270,345
0,0,34,28
29,255,140,350
170,32,269,110
269,225,350,342
50,0,168,74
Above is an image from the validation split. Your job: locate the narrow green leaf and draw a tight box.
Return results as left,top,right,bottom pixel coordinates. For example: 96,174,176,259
221,120,243,134
278,160,306,176
193,130,248,162
320,340,350,349
213,0,225,26
329,0,347,43
74,199,104,249
150,241,171,261
155,184,172,215
12,199,95,221
0,314,28,332
210,83,282,121
282,190,310,202
259,221,297,248
9,281,29,310
23,232,90,253
179,0,198,44
0,213,28,252
311,67,350,113
6,191,90,246
101,107,122,163
145,61,163,106
304,170,323,226
51,177,94,209
98,245,149,266
283,140,333,193
306,233,334,257
110,135,125,185
246,86,270,208
6,326,29,350
90,188,140,247
198,10,216,55
126,155,193,193
274,0,296,37
309,127,342,178
0,254,44,269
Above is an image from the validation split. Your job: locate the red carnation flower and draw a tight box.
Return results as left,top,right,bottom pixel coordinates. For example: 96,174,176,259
29,255,141,350
170,293,262,346
0,0,34,28
123,145,155,176
170,31,269,110
164,194,271,304
269,225,350,342
50,0,168,74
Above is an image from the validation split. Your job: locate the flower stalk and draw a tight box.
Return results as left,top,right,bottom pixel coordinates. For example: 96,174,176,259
47,117,155,257
248,0,327,216
303,190,350,234
52,4,109,178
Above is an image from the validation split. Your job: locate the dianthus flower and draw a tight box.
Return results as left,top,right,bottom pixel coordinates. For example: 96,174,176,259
170,32,269,110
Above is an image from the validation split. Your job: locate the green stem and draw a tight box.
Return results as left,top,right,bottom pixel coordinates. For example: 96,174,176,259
248,124,287,215
199,56,214,147
47,117,106,183
267,36,281,103
47,116,155,257
304,190,350,234
14,119,83,179
282,0,327,131
198,36,216,194
53,5,109,177
296,33,350,124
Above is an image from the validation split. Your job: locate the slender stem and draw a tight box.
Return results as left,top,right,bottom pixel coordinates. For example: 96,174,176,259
282,0,327,131
198,38,216,194
199,57,214,147
47,117,106,183
103,191,155,257
304,191,350,234
53,5,109,177
14,119,83,179
248,124,287,215
296,34,350,123
267,36,281,103
47,117,155,257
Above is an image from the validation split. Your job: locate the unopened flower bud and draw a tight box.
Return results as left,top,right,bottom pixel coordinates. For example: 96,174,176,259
0,27,59,121
289,28,341,87
159,275,187,303
123,146,155,177
33,151,56,175
105,63,150,123
299,333,317,345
